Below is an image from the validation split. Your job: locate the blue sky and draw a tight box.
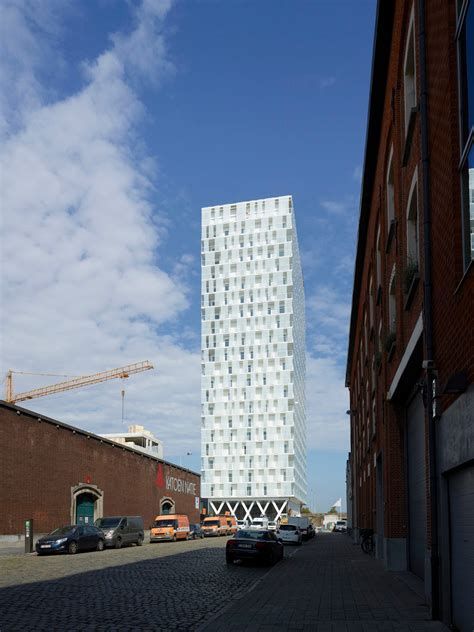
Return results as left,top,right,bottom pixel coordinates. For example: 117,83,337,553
1,0,376,512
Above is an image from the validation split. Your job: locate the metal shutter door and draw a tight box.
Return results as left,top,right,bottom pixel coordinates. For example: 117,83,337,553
449,464,474,632
406,392,426,579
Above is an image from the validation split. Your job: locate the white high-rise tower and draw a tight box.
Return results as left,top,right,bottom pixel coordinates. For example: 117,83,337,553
201,195,306,523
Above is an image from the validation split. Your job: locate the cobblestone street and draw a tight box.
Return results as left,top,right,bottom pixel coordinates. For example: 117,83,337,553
0,536,276,631
0,534,450,631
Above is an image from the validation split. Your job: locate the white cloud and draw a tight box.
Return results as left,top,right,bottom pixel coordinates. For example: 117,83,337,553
352,165,363,183
319,76,336,89
307,285,351,339
306,354,349,452
1,0,203,457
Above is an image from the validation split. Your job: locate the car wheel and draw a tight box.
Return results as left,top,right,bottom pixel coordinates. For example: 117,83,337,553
115,537,122,549
97,539,104,552
173,534,177,542
226,554,234,564
68,541,78,555
200,533,204,539
137,536,144,546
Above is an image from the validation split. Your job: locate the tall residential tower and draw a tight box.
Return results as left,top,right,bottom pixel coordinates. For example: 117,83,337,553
201,196,306,523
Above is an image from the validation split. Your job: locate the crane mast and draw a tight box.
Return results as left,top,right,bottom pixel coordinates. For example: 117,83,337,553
5,361,153,404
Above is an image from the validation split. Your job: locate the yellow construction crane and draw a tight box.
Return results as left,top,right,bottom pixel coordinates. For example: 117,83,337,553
4,361,154,404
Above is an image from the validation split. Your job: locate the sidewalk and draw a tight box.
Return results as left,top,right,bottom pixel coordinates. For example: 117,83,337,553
202,533,449,632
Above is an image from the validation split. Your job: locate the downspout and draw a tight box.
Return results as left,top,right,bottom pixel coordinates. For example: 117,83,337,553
418,0,439,619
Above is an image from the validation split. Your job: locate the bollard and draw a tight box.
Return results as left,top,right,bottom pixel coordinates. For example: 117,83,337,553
25,518,34,553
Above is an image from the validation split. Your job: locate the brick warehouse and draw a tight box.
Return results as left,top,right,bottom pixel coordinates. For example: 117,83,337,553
346,2,473,631
0,401,201,534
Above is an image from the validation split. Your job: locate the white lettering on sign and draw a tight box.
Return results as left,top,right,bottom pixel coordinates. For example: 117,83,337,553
166,476,196,496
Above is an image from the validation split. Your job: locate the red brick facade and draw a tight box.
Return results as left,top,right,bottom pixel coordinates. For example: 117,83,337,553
0,402,201,534
346,1,473,627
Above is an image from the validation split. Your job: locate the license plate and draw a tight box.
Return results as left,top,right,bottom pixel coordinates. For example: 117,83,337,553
237,543,252,549
40,544,52,548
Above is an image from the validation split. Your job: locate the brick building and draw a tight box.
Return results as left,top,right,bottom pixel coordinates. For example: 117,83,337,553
346,2,473,630
0,401,201,534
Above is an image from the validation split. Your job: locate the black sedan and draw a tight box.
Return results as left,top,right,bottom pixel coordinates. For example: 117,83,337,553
36,525,105,555
226,529,284,565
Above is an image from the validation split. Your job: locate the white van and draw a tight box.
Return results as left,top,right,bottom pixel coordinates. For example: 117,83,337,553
249,516,269,530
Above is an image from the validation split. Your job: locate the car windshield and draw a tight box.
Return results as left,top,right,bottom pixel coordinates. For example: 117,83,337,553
49,526,76,536
95,518,121,528
279,525,297,531
336,521,346,526
155,519,178,528
204,520,220,527
236,530,267,540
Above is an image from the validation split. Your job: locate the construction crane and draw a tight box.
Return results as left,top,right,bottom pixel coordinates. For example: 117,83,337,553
4,361,154,404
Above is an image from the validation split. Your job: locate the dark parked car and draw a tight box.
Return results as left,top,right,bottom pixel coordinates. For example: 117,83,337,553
226,529,284,566
36,525,105,555
188,523,204,539
94,516,144,548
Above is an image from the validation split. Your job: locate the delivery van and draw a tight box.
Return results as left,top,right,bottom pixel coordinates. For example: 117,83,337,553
202,516,229,536
150,514,189,542
94,516,144,548
226,515,238,535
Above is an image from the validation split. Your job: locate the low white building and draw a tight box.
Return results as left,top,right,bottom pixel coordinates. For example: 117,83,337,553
101,424,164,459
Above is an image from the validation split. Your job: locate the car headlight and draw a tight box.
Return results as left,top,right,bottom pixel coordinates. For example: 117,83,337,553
105,530,114,538
55,538,68,545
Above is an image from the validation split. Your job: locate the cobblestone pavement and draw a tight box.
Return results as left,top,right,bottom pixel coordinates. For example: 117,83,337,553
0,536,290,631
202,533,450,632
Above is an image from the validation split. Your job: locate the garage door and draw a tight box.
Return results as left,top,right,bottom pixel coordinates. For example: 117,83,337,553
449,464,474,632
406,392,426,579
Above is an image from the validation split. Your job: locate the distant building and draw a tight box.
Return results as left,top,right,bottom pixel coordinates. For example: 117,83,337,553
101,424,164,459
200,196,307,524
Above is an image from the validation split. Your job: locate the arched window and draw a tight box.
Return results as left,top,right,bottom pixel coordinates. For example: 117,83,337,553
403,6,417,130
386,146,395,230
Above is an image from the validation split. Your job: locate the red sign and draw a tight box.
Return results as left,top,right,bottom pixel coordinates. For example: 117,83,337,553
155,463,164,488
85,475,92,484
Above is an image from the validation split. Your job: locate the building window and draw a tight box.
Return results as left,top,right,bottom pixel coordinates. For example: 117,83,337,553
228,472,232,483
403,6,417,131
406,170,419,270
386,146,395,229
388,265,397,335
376,225,382,292
247,485,252,495
263,485,267,496
457,1,474,265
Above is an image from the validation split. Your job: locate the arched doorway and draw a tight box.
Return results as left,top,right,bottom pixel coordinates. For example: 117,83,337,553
76,493,95,525
160,497,175,515
71,484,103,525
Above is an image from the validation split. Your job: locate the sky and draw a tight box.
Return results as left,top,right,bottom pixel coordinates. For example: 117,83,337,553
0,0,376,513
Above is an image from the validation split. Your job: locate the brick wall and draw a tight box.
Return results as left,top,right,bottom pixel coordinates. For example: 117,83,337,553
0,403,201,534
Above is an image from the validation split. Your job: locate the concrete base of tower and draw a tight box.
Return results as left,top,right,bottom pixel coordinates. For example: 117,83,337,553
207,497,304,523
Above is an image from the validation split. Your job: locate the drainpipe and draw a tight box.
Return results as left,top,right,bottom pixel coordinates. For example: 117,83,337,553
418,0,439,620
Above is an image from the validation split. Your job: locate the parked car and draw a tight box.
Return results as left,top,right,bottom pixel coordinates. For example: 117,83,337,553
150,514,189,542
267,520,277,531
333,520,347,533
288,516,315,540
94,516,144,548
226,529,284,565
236,519,248,529
277,524,302,545
188,523,204,539
249,517,269,530
36,525,104,555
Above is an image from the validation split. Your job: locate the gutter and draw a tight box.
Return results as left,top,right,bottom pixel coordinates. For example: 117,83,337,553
418,0,439,619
